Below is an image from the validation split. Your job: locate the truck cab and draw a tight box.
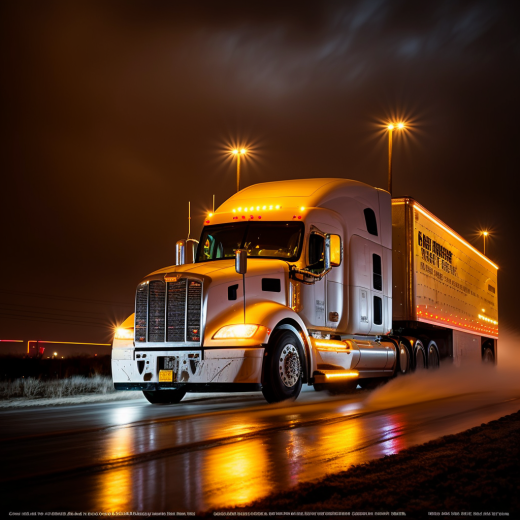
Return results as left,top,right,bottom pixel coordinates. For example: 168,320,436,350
112,178,398,403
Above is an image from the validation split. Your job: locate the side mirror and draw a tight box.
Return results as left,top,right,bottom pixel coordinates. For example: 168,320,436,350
324,236,331,270
329,234,342,267
235,249,247,274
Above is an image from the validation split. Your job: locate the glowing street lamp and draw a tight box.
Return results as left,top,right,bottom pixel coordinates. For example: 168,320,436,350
481,231,489,255
232,148,247,193
387,122,405,195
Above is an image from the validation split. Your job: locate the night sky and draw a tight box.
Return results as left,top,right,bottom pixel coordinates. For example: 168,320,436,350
1,0,519,346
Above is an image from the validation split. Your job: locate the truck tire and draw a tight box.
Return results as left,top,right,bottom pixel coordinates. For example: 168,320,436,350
262,330,303,403
414,343,426,370
396,341,411,375
427,341,440,369
142,388,187,404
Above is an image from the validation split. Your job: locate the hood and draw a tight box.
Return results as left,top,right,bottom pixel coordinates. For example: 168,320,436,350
147,260,235,277
145,259,288,286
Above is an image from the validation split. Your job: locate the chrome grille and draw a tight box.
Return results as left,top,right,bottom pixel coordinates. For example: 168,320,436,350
187,280,202,342
134,278,202,343
149,281,166,342
135,284,148,342
167,280,186,342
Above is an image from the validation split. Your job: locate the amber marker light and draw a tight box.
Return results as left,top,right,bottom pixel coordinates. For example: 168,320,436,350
325,371,359,379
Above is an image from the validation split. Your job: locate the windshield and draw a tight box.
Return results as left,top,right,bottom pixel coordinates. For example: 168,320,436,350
196,222,304,263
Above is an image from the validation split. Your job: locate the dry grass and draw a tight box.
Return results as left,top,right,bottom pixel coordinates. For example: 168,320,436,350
0,375,115,400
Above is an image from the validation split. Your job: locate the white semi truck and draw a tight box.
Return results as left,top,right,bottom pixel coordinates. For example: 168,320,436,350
112,178,498,404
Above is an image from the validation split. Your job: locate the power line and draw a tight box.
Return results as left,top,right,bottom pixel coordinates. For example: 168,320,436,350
0,307,118,323
0,302,109,317
0,290,134,307
0,312,114,328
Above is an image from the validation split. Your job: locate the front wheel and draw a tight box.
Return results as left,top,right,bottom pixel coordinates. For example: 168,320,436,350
142,388,187,405
262,330,304,403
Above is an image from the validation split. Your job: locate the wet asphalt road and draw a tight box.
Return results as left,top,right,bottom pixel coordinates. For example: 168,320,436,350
2,385,520,513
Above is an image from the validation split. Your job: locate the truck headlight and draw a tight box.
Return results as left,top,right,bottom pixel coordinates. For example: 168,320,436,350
213,324,259,339
114,327,134,340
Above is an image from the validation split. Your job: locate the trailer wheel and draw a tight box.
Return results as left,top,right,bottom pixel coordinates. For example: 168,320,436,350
262,330,303,403
427,341,440,369
396,342,411,375
415,344,426,370
483,347,495,365
142,388,186,405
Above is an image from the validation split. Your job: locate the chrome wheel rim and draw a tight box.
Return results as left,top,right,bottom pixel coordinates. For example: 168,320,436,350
279,344,301,388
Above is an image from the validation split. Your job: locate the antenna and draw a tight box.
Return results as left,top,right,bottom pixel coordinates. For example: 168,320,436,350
212,194,215,213
188,201,191,239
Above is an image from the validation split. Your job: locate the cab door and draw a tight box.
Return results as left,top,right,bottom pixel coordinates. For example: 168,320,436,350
299,227,343,330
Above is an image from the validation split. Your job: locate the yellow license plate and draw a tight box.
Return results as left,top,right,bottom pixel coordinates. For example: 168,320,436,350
159,370,173,382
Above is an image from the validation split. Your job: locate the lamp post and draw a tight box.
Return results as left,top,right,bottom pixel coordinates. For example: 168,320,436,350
387,122,405,195
481,231,489,255
232,148,247,193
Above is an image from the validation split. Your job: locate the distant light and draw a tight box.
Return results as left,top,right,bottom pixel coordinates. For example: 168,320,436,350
275,205,280,209
208,213,213,217
269,205,273,210
232,209,236,213
397,123,405,129
483,231,489,236
232,149,238,155
388,124,394,130
238,207,242,211
262,205,266,210
256,206,260,210
53,352,57,356
240,148,247,154
300,206,305,211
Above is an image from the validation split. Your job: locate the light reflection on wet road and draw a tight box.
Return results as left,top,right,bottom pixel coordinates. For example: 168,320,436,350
2,386,519,513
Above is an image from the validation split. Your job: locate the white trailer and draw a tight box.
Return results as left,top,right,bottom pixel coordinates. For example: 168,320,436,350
112,179,498,404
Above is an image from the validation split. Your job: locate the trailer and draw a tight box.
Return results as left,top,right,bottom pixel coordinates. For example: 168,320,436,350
112,178,498,404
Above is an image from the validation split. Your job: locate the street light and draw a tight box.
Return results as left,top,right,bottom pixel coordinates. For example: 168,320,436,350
387,122,405,195
232,148,247,193
481,231,489,255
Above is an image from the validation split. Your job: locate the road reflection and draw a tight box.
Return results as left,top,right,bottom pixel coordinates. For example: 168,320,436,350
94,427,133,511
204,438,269,507
10,390,517,513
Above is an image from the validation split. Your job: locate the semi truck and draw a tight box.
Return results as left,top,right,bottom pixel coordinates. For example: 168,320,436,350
112,178,498,404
